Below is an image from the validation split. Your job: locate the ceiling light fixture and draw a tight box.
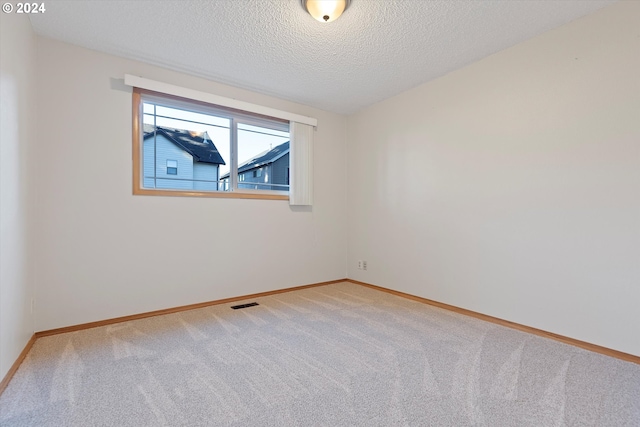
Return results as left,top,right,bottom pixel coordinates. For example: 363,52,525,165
301,0,350,23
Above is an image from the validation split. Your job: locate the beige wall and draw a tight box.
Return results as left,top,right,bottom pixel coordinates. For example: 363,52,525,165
347,2,640,356
0,14,37,379
33,38,347,331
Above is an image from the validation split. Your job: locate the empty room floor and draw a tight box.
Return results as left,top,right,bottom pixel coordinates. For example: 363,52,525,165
1,282,639,426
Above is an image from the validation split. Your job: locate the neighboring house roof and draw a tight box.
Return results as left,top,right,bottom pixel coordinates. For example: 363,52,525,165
143,125,226,165
220,141,289,179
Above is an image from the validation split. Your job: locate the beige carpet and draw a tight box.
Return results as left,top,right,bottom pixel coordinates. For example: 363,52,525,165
1,282,639,426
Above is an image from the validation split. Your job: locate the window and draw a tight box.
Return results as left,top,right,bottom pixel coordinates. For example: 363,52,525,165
133,88,290,200
166,160,178,175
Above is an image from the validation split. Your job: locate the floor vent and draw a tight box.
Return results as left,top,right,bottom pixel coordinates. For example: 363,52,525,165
230,302,259,310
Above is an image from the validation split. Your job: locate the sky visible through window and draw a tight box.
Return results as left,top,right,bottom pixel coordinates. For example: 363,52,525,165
143,103,289,177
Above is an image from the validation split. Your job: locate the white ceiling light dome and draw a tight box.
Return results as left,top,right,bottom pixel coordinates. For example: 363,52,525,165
302,0,351,23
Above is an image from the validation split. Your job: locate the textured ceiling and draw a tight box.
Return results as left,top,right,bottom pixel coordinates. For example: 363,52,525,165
29,0,617,114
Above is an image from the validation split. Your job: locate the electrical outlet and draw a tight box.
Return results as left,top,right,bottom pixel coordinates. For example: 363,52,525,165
357,260,363,270
362,261,367,270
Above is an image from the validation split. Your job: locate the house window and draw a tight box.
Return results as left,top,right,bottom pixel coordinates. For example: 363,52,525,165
133,88,290,199
166,160,178,175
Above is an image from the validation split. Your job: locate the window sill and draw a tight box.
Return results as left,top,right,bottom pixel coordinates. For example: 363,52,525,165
133,187,289,200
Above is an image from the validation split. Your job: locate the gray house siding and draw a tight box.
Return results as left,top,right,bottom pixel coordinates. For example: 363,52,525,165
143,137,155,189
237,154,289,191
271,153,290,191
143,134,218,190
193,162,218,191
238,165,271,190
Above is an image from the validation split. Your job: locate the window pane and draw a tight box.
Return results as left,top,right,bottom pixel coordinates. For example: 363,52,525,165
142,102,230,192
138,93,292,197
237,123,290,191
143,103,155,115
238,123,289,138
156,105,230,128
